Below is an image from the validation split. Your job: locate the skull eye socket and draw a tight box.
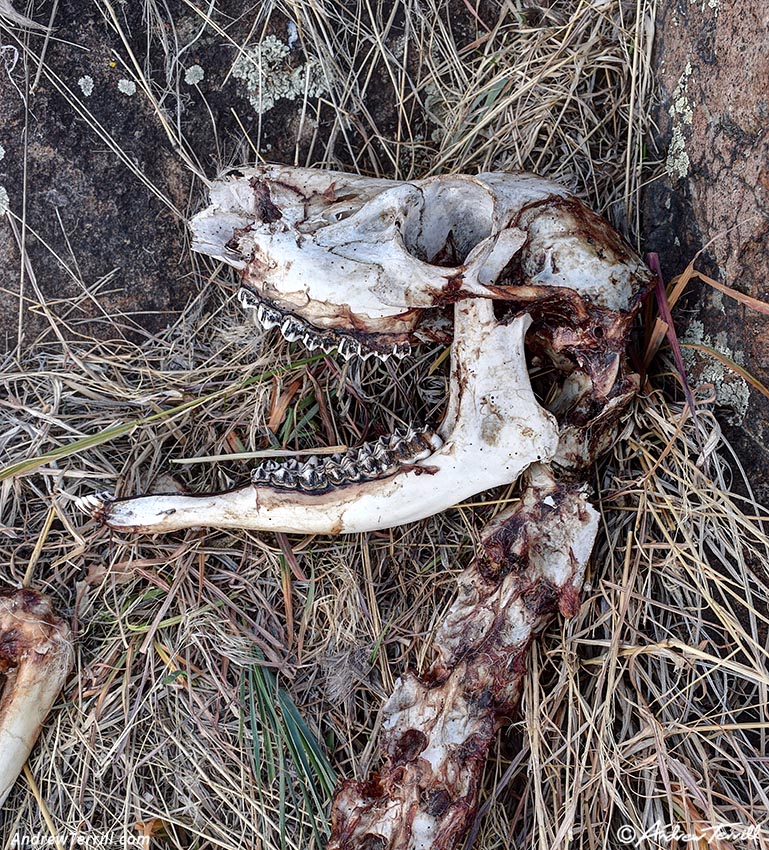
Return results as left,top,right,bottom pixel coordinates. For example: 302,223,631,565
401,179,495,266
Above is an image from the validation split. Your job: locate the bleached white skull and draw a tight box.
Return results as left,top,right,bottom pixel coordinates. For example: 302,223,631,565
78,166,651,535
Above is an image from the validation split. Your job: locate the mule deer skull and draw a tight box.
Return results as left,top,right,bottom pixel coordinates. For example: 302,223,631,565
77,166,650,535
74,165,650,850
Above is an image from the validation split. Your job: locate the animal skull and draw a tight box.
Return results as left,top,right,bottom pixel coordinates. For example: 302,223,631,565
72,165,651,850
77,166,650,534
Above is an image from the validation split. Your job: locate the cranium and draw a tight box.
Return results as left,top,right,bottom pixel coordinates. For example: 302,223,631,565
77,166,650,534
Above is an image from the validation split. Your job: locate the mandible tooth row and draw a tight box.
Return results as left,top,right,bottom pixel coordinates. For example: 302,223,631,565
249,427,441,492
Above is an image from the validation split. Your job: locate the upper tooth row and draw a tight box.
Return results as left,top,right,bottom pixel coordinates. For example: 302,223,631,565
238,288,411,362
250,428,442,491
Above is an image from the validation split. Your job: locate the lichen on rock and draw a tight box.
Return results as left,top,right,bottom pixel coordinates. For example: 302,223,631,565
683,319,750,424
232,34,327,115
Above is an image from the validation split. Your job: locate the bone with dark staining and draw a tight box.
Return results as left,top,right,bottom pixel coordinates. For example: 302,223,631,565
328,466,598,850
0,588,73,807
76,165,650,533
68,164,650,849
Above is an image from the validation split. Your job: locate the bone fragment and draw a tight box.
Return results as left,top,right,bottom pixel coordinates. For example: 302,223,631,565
327,466,598,850
78,302,559,534
0,589,73,807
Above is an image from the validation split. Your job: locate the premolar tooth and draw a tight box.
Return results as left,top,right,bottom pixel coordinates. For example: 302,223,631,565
257,303,281,329
392,342,411,358
281,319,302,342
373,442,393,464
238,288,258,309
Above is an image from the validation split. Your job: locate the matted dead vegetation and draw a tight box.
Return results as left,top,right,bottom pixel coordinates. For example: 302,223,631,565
2,1,768,849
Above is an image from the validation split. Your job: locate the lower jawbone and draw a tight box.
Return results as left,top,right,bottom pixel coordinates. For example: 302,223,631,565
78,300,560,535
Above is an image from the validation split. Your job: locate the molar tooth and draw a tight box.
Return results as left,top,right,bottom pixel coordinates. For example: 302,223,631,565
270,467,296,487
325,463,347,486
408,444,433,462
392,342,412,359
340,458,362,482
359,456,380,477
298,467,327,491
303,334,320,351
427,431,444,451
281,319,302,342
251,466,270,483
391,438,413,461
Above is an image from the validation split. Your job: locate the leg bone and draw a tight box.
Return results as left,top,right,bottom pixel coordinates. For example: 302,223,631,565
0,589,73,807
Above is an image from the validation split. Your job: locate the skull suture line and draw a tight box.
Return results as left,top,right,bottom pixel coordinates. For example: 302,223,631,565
73,166,651,850
77,166,650,535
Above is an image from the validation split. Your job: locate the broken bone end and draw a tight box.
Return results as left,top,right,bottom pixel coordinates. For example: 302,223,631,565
0,589,73,808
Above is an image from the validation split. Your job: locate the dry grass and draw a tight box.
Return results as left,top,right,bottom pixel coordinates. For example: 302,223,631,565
3,1,768,849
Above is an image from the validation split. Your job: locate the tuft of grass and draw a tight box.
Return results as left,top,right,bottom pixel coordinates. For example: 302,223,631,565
245,653,337,850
